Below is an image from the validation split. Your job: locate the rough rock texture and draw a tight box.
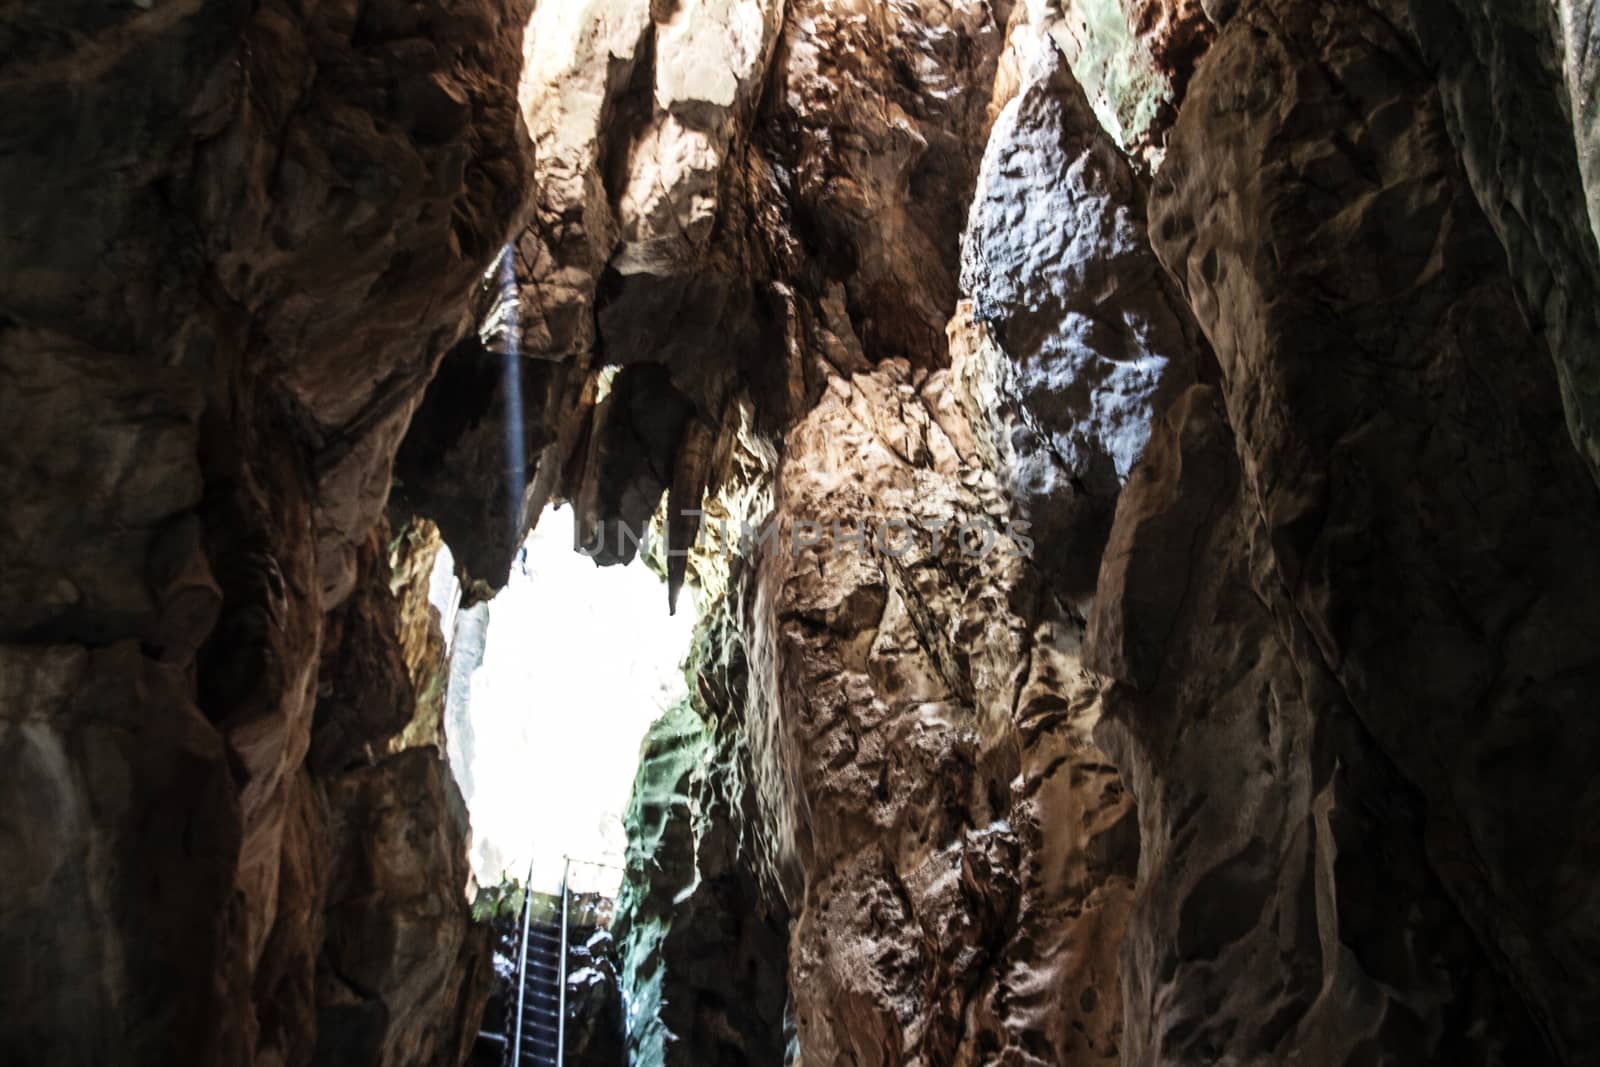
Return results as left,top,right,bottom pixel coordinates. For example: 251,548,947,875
615,666,791,1066
961,30,1204,596
498,0,1021,582
1091,390,1555,1066
595,4,1203,1062
1090,1,1600,1062
386,520,455,752
1556,0,1600,258
13,0,1600,1064
1124,0,1214,90
1403,0,1600,488
485,0,779,577
1034,0,1213,164
610,0,1600,1063
765,0,1010,370
0,0,531,1059
300,534,492,1067
565,927,628,1067
741,356,1141,1067
315,748,489,1067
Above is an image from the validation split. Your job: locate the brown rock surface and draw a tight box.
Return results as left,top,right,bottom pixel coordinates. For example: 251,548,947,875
0,643,247,1064
1091,388,1556,1065
765,0,1010,370
9,0,1600,1064
749,358,1138,1066
315,748,488,1067
1091,0,1600,1061
1123,0,1214,91
1,0,531,1059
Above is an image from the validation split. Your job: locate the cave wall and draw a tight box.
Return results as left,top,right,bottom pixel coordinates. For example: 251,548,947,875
603,5,1196,1062
0,0,535,1061
1090,1,1600,1060
747,356,1143,1066
614,612,792,1067
7,0,1600,1064
607,0,1600,1065
1401,0,1600,489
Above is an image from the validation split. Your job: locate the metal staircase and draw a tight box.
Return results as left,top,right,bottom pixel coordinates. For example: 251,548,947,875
498,856,624,1067
511,863,569,1066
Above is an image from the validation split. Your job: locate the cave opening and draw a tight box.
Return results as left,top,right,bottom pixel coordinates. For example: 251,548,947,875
428,490,709,1067
434,507,698,900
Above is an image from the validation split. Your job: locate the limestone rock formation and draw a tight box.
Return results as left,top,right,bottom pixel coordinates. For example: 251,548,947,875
615,646,791,1067
1404,0,1600,488
602,4,1196,1061
612,0,1600,1063
1554,0,1600,259
315,748,489,1067
961,28,1204,595
1091,1,1600,1061
748,357,1140,1066
385,520,455,752
2,0,533,1060
10,0,1600,1064
1090,389,1555,1065
0,642,245,1064
1030,0,1212,164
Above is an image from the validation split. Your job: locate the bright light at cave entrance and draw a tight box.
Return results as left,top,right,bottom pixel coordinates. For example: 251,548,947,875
438,506,696,897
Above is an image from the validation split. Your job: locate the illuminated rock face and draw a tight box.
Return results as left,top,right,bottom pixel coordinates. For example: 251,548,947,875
961,30,1205,597
745,357,1143,1066
7,0,1600,1065
606,1,1600,1064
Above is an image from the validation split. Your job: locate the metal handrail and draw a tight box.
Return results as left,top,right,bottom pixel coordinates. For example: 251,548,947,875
557,857,570,1067
509,854,623,1066
511,861,535,1065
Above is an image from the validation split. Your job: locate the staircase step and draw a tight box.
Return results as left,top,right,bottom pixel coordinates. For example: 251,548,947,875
513,910,568,1067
